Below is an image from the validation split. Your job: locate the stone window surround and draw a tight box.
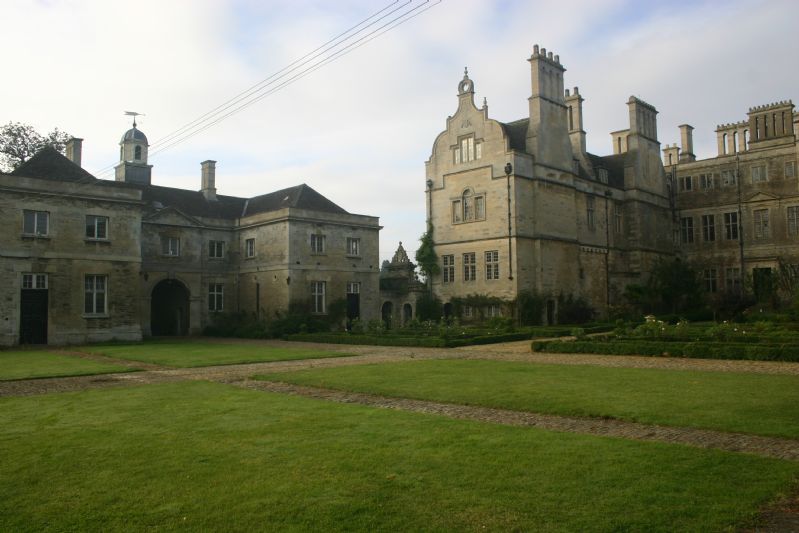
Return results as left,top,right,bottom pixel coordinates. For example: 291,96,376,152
208,283,224,312
311,233,326,254
85,215,109,241
442,254,455,283
311,280,326,314
22,209,49,237
22,273,48,290
161,236,180,257
245,238,255,259
208,240,225,259
451,188,486,224
452,134,483,165
753,208,770,239
346,237,360,257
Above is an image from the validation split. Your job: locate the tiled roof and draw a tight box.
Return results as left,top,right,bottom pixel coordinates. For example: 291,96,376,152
587,153,626,189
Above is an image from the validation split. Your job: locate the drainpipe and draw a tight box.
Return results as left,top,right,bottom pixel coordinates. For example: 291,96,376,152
505,163,513,280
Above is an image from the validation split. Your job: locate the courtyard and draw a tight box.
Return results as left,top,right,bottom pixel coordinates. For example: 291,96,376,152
1,339,798,531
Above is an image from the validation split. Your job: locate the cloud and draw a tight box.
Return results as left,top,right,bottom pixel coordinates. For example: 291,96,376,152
2,0,796,263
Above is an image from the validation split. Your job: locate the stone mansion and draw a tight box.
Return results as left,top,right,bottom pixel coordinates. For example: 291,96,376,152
425,45,798,320
0,124,381,345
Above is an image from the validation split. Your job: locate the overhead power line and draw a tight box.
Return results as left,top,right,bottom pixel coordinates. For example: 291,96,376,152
95,0,441,177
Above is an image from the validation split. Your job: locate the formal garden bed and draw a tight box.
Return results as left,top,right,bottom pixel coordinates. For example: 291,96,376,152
532,316,799,361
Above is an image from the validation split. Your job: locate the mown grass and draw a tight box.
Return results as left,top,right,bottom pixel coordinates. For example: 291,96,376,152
256,359,799,439
0,350,133,381
80,341,351,368
0,381,795,532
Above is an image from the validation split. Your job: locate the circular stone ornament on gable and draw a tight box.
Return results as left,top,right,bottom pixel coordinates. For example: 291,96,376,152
459,80,471,93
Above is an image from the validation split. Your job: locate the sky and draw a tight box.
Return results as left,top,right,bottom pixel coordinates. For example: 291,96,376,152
2,0,797,262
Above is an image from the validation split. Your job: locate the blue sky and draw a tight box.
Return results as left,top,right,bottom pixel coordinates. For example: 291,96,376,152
3,0,797,261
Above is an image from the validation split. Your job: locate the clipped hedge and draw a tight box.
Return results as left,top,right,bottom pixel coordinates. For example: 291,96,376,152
531,340,799,362
286,331,534,348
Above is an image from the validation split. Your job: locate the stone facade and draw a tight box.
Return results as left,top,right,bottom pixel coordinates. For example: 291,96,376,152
379,242,427,328
425,46,674,322
664,101,799,301
0,129,380,346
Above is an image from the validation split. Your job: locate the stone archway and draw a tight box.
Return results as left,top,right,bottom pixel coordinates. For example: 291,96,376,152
151,279,190,336
381,301,393,330
403,303,413,325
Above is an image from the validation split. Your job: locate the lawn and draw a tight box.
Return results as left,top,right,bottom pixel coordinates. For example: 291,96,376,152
256,359,799,439
0,381,795,532
80,341,351,367
0,350,133,381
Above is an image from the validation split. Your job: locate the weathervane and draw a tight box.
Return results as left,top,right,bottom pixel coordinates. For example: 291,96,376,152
124,111,145,128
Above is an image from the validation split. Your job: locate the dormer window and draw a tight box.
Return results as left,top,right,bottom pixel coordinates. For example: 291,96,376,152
597,168,608,183
453,135,482,164
134,145,142,161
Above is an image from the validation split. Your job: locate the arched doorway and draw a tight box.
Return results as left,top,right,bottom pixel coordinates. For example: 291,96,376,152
151,279,190,336
381,301,393,330
403,303,413,325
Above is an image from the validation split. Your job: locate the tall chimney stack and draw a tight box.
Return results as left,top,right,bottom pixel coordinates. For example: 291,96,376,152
678,124,696,162
201,160,217,201
65,138,83,167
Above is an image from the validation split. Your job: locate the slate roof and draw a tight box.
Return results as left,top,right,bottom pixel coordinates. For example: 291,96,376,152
499,117,627,189
9,147,350,219
141,186,246,219
11,146,98,183
243,184,348,217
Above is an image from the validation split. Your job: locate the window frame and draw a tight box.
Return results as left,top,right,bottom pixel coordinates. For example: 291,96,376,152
751,165,767,183
85,215,109,240
310,234,326,254
161,236,180,256
442,255,455,283
346,237,361,257
208,283,224,312
451,188,486,224
485,250,499,280
22,210,49,236
725,267,741,292
701,214,716,242
463,252,476,282
680,217,694,244
311,281,326,314
723,212,739,240
678,176,693,192
754,208,770,239
245,238,255,258
586,196,595,230
208,240,225,259
703,268,718,293
22,273,48,290
84,274,108,316
788,206,799,237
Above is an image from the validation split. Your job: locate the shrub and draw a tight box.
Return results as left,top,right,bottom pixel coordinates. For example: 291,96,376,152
416,293,443,322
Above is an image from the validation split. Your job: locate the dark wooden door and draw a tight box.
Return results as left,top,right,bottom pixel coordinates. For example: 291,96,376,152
20,289,48,344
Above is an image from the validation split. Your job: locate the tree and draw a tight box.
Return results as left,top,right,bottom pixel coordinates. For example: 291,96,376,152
0,122,72,172
414,223,439,287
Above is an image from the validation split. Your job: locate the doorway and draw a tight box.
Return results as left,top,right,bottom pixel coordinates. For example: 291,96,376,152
381,301,393,330
20,274,48,344
151,279,190,336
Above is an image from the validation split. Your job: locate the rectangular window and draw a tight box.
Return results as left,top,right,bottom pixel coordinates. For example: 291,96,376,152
85,215,108,240
22,273,48,289
346,282,360,294
699,173,714,190
346,237,360,256
23,210,49,235
487,304,502,318
463,252,476,281
245,238,255,258
453,147,460,164
586,196,595,230
614,204,623,234
462,305,473,319
84,275,107,315
701,214,716,242
597,168,608,183
475,196,485,219
786,161,796,178
751,165,767,183
703,269,718,293
680,217,694,244
208,240,225,258
442,255,455,283
754,209,770,239
720,169,736,187
311,281,326,314
724,212,739,240
161,236,180,256
725,267,741,292
455,136,481,163
310,234,325,254
208,283,224,312
679,176,693,192
485,250,499,280
451,200,462,223
788,206,799,236
475,141,482,160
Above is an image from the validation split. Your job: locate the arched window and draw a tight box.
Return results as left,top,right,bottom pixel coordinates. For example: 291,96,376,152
134,145,142,160
744,130,750,150
733,131,739,153
722,133,728,155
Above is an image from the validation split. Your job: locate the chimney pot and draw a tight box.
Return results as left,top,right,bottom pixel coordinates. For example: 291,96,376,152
201,160,217,201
